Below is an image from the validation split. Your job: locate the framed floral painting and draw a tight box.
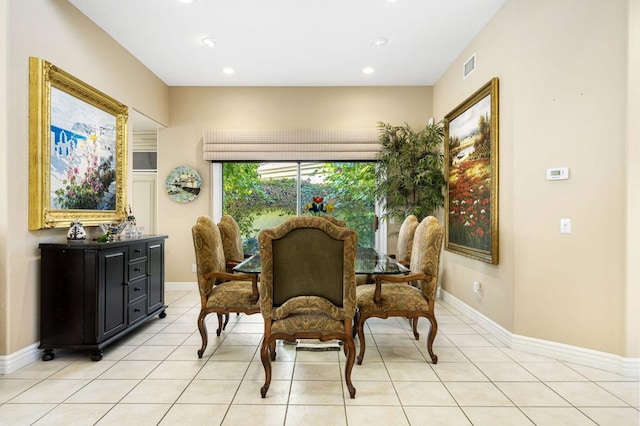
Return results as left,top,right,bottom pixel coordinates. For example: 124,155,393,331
444,78,499,264
28,57,128,230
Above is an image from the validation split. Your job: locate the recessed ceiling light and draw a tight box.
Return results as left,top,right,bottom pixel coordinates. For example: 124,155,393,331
386,0,399,2
201,37,216,48
373,37,389,46
222,67,235,75
177,0,194,4
362,67,375,74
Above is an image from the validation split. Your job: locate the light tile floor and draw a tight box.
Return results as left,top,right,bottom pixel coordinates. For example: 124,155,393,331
1,290,638,425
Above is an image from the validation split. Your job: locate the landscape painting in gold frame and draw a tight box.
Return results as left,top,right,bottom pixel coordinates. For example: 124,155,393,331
444,77,499,264
29,57,128,230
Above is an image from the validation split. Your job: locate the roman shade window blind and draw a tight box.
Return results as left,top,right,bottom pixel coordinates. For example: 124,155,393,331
202,129,380,161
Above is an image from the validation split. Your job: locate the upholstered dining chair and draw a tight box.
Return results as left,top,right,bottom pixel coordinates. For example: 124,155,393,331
257,216,358,399
354,216,443,365
217,214,249,272
192,215,260,358
391,214,419,267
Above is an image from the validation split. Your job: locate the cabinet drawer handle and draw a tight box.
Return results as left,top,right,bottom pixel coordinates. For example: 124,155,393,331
134,267,142,272
134,308,141,313
134,287,141,292
134,249,142,253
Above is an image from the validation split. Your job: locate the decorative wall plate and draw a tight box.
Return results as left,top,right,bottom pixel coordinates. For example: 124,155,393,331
165,166,201,203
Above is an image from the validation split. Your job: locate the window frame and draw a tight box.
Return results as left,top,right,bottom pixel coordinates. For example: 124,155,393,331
209,162,387,253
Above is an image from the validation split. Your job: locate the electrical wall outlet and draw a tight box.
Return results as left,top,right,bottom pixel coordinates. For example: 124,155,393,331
191,263,197,273
560,218,571,234
472,281,481,294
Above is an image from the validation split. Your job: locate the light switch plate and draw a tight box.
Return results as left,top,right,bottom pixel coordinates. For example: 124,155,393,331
560,218,571,234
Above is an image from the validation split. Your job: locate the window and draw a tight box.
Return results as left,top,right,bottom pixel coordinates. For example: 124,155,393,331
220,162,377,253
132,152,157,171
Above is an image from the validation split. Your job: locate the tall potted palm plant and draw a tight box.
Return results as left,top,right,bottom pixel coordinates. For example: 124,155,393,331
375,121,446,221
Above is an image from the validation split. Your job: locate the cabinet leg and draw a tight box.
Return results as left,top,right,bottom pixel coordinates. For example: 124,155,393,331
41,349,55,361
90,351,103,362
159,310,167,319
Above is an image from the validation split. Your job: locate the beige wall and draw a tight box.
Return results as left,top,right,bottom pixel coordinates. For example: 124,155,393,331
159,86,432,282
626,0,640,357
1,0,169,355
434,0,636,356
1,0,8,357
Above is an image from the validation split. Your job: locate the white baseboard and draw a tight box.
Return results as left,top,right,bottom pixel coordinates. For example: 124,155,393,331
440,290,639,378
0,282,197,376
440,289,512,347
0,343,40,375
165,281,197,290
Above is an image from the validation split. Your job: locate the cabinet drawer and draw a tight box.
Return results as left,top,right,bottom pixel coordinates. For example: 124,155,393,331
128,297,147,324
129,259,147,280
128,278,146,302
129,243,146,260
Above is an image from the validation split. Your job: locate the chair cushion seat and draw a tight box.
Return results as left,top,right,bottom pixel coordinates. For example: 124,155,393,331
272,296,344,321
356,283,430,313
271,312,347,335
207,280,259,309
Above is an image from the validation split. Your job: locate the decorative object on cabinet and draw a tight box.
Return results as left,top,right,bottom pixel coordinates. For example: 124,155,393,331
66,219,87,240
98,222,127,242
444,77,499,264
123,205,143,237
38,235,168,361
165,166,201,203
28,57,128,230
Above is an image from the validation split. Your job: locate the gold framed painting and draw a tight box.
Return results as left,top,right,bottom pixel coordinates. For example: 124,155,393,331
444,77,499,264
28,57,128,230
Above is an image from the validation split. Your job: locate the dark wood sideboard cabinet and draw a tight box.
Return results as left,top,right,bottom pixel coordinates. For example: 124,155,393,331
38,235,168,361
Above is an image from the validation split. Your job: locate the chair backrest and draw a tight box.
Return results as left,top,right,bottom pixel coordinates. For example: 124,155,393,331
258,216,358,320
218,215,244,262
319,215,346,228
396,215,419,263
409,216,444,300
192,215,226,296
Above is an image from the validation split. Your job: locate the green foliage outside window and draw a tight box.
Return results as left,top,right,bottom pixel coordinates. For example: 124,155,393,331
222,162,376,252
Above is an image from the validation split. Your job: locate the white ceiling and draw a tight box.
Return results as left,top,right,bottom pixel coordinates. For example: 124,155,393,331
68,0,506,87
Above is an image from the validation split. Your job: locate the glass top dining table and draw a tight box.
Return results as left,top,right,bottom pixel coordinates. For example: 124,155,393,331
233,246,410,275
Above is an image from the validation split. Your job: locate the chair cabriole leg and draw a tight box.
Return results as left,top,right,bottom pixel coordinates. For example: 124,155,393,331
260,338,272,398
343,337,357,398
223,313,230,330
216,313,224,336
197,310,208,358
356,315,367,365
412,317,420,340
426,314,438,364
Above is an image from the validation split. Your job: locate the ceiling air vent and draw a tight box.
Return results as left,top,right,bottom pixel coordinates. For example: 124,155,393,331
463,53,476,79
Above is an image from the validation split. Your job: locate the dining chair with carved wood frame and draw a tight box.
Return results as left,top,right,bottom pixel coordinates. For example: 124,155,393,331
192,215,260,358
391,214,419,267
257,216,358,398
218,214,251,272
354,216,443,365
